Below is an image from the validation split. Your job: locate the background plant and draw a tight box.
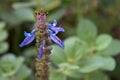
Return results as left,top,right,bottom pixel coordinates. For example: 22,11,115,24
0,21,32,80
0,0,120,80
50,19,120,80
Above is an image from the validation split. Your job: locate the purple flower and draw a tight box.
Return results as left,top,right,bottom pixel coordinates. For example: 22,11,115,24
19,30,35,47
48,30,64,49
48,19,65,49
38,42,45,59
49,19,65,34
19,19,64,59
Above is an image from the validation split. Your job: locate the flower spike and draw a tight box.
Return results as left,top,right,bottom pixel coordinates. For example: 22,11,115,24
19,10,65,79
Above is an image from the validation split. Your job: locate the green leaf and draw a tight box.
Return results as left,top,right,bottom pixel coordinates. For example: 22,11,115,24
50,67,66,80
100,56,116,71
0,54,24,77
64,37,89,62
23,47,36,58
47,8,66,21
78,56,104,73
0,77,9,80
0,30,8,42
0,22,6,31
13,8,34,23
13,0,61,11
95,34,112,51
64,37,81,61
88,71,109,80
13,1,36,9
1,54,16,61
100,39,120,56
74,41,89,61
0,42,8,53
51,45,66,65
77,19,97,43
59,63,83,78
0,8,34,25
16,65,32,79
67,77,81,80
40,0,61,11
14,57,25,74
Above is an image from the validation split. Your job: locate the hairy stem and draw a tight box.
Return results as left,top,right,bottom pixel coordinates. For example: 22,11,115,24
35,23,51,80
35,54,50,80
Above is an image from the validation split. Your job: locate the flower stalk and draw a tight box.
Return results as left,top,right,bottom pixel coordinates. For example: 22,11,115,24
35,18,51,80
19,8,64,80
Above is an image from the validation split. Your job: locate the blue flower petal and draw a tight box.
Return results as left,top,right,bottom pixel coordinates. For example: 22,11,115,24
49,19,57,28
51,27,65,34
52,19,57,27
24,31,31,37
30,30,35,35
48,24,53,28
19,30,35,47
49,30,64,49
24,30,35,37
38,42,45,59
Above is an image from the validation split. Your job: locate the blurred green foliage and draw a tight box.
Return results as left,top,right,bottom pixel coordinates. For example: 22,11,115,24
0,54,32,80
50,19,120,80
0,0,120,80
0,22,8,54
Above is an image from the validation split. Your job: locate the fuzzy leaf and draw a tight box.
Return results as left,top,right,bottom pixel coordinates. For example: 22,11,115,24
23,47,36,58
100,39,120,56
50,67,66,80
78,56,104,73
88,71,109,80
0,77,9,80
16,65,32,79
64,37,81,60
100,56,116,71
77,19,97,44
0,42,8,53
59,63,83,78
0,30,8,42
51,45,66,65
40,0,61,11
0,8,34,25
64,37,89,62
47,8,66,21
13,1,36,9
0,54,24,77
95,34,112,51
0,22,6,31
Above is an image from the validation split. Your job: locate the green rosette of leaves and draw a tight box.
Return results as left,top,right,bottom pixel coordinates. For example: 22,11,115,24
50,19,120,80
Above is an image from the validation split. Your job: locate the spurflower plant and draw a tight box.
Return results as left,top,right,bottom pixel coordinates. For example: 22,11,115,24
19,9,64,80
19,16,64,58
50,19,120,80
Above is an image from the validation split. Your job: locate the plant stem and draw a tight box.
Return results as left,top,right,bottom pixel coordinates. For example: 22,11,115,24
35,54,50,80
35,22,51,80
